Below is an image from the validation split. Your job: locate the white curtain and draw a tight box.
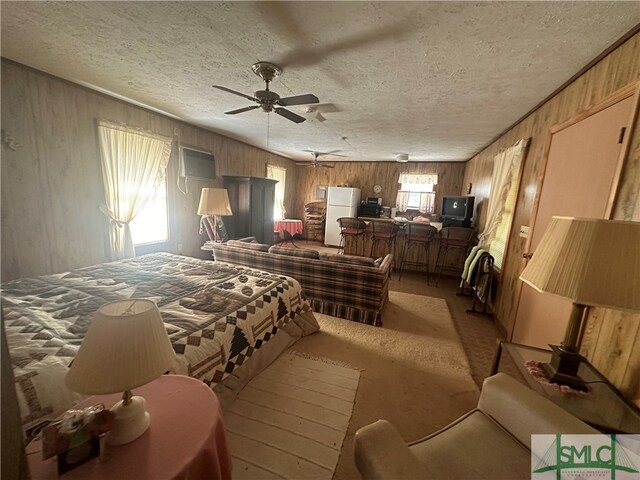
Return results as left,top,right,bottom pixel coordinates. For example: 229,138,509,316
479,138,529,246
395,191,410,212
418,192,435,214
266,164,287,220
97,120,172,261
398,173,438,185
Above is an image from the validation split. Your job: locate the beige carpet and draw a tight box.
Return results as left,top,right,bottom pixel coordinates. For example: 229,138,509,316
291,291,480,480
224,352,360,479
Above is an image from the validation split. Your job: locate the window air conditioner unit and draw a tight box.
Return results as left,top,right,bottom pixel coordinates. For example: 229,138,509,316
181,147,216,179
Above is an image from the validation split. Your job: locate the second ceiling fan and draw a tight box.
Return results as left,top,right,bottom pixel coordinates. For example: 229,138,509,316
214,62,319,124
296,150,346,168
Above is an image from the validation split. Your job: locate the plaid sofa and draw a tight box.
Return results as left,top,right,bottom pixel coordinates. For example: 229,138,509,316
212,241,392,326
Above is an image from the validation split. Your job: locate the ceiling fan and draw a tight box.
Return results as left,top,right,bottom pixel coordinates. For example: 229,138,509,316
213,62,319,124
295,150,346,168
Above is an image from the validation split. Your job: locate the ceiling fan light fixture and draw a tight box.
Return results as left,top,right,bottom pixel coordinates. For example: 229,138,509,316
396,153,409,163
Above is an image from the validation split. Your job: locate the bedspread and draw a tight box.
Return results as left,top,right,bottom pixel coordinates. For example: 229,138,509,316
2,252,318,439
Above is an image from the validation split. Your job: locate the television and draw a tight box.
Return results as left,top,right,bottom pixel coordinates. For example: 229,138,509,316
441,196,474,226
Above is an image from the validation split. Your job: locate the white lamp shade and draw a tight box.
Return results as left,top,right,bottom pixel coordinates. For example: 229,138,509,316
66,299,176,395
519,216,640,312
197,188,233,216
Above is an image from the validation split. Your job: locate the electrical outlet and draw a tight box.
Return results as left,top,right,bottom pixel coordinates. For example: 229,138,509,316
519,225,530,238
177,243,183,253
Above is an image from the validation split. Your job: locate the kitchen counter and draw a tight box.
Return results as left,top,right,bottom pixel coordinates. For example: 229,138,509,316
357,217,443,231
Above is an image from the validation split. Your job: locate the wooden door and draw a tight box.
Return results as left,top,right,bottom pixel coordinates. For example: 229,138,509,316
512,90,637,348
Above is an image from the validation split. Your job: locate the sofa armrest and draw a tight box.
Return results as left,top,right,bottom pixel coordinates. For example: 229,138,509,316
478,373,598,449
377,254,393,274
354,419,426,480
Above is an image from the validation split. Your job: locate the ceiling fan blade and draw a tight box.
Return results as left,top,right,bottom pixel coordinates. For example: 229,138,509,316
224,105,260,115
319,164,335,168
295,162,315,167
278,94,319,106
213,85,258,102
304,149,348,158
274,107,306,124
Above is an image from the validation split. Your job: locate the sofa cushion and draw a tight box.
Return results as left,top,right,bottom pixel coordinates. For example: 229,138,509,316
235,237,258,243
226,240,270,252
320,253,382,267
268,246,320,259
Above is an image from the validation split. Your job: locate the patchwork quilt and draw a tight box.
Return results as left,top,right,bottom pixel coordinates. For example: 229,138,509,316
2,253,317,439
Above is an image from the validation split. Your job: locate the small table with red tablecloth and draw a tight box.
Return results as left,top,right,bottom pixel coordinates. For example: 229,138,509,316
26,375,232,480
274,219,304,246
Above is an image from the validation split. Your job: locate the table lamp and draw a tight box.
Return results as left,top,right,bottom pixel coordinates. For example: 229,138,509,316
198,188,233,243
66,299,176,445
519,216,640,391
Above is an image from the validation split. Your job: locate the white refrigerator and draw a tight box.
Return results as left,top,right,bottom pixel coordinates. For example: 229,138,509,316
325,187,361,246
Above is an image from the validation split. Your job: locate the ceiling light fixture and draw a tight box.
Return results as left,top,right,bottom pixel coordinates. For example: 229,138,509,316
396,153,409,163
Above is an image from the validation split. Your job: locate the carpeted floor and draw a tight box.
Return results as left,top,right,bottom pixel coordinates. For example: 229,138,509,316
291,291,479,480
225,352,360,479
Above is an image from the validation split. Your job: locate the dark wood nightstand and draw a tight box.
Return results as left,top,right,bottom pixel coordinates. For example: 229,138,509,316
491,340,640,433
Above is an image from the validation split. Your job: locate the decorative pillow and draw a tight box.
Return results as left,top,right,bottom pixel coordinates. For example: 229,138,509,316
319,253,378,267
268,246,320,259
226,240,270,252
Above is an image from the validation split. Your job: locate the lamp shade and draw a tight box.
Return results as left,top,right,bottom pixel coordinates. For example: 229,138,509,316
66,299,176,395
519,216,640,312
197,188,233,216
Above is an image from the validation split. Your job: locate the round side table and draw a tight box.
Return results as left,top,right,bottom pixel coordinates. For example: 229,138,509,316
26,375,232,480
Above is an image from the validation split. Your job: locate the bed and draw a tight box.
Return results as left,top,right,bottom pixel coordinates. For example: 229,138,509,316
2,252,319,439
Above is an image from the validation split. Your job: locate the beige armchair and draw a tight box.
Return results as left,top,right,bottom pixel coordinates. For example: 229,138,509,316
354,373,598,480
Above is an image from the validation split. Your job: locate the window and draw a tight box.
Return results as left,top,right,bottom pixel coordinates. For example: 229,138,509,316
487,171,519,269
396,174,437,214
266,164,286,220
402,182,434,210
129,176,169,245
481,139,529,270
96,120,172,260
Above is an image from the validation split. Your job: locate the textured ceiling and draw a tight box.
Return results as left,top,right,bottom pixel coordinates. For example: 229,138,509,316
2,1,639,162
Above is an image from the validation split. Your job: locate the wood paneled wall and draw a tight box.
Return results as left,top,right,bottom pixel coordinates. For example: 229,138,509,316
0,59,299,281
291,162,466,220
462,34,640,402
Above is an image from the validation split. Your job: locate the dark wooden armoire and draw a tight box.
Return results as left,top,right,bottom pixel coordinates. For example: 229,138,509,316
223,176,277,244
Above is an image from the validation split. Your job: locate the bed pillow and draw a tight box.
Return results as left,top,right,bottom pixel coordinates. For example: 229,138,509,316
320,253,380,267
268,246,320,259
226,240,270,252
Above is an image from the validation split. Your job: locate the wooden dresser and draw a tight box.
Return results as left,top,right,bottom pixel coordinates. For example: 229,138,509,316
223,176,277,244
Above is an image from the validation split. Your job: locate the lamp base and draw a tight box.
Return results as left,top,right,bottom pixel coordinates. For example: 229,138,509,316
540,345,587,392
106,396,150,445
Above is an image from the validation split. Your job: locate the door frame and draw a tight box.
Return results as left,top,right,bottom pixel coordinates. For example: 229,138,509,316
508,80,640,341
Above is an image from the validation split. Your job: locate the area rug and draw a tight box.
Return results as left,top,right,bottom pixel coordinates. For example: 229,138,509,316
224,352,361,480
291,291,479,480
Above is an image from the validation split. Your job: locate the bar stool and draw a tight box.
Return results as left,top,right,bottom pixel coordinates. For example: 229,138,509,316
337,217,368,255
434,227,477,286
399,223,438,284
370,221,400,271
